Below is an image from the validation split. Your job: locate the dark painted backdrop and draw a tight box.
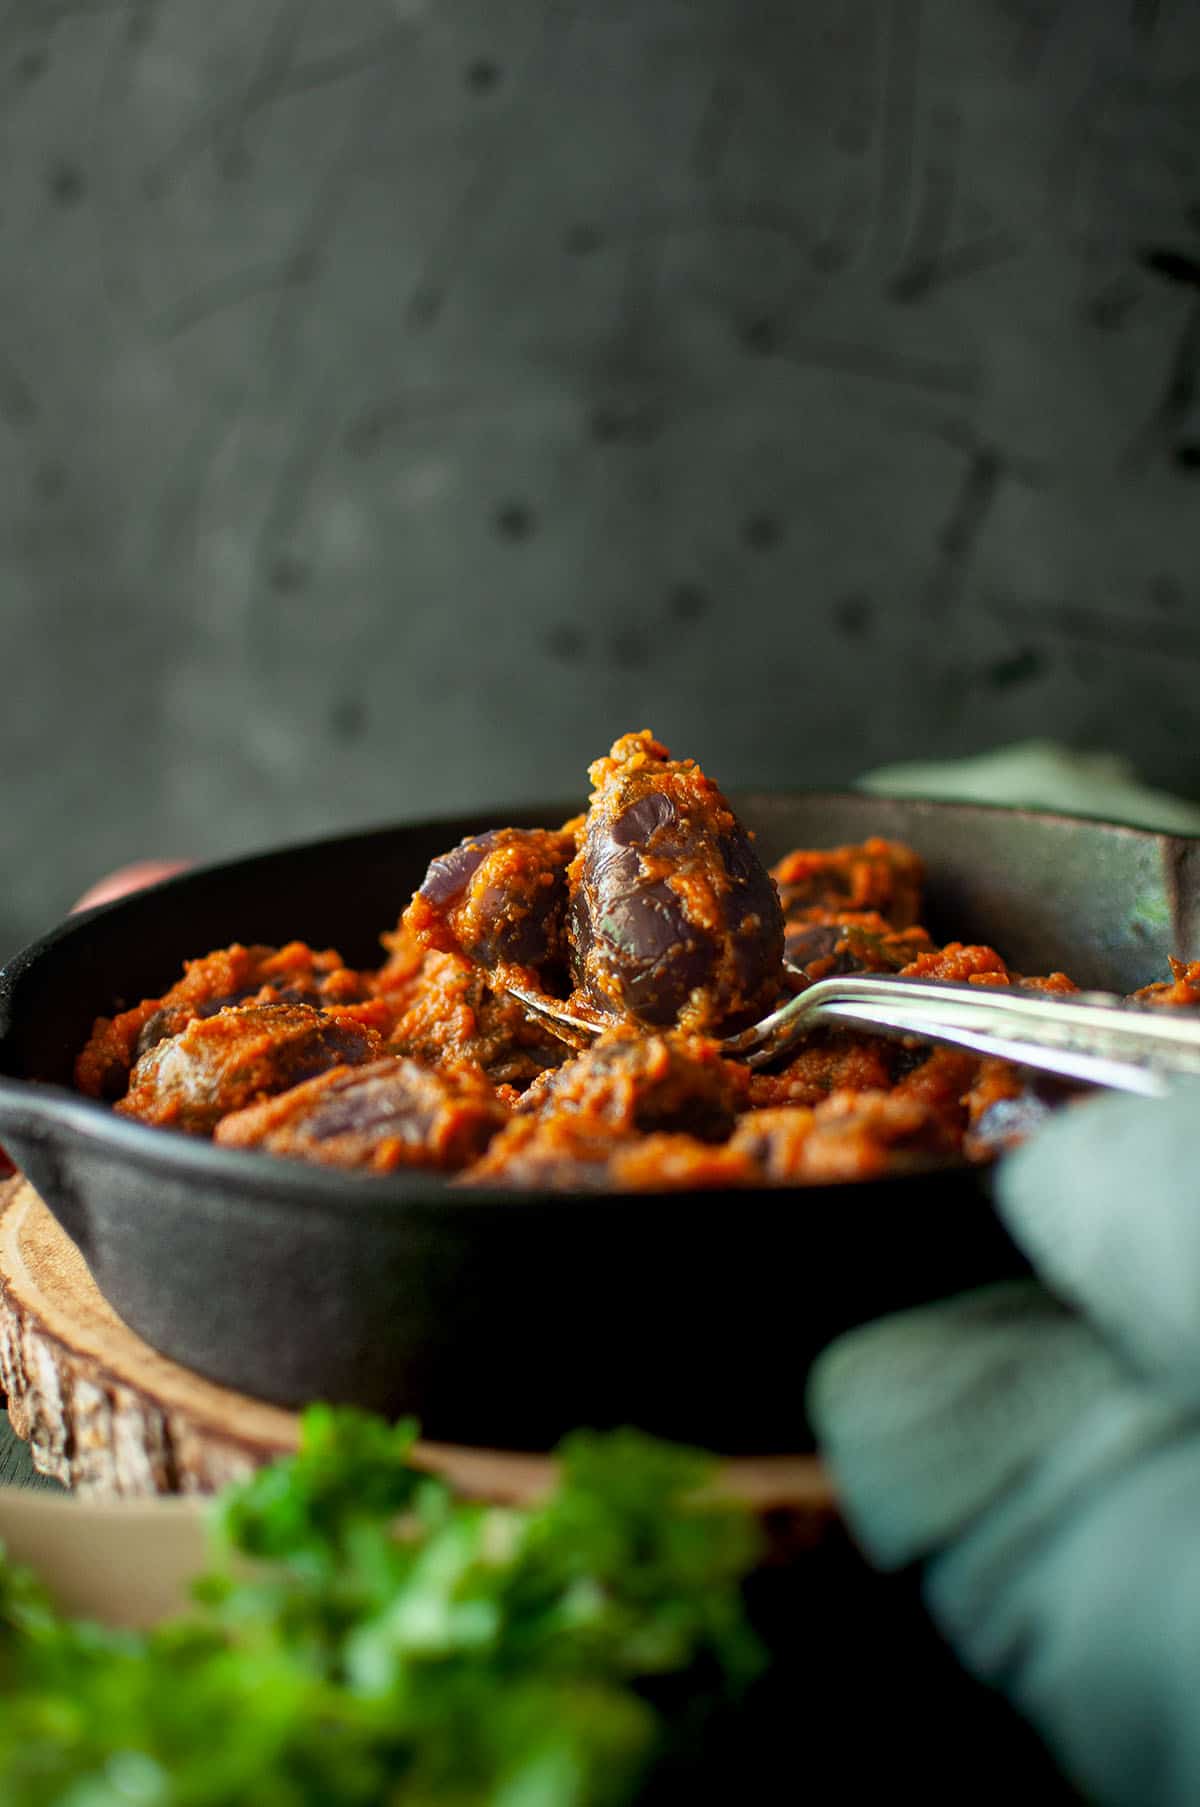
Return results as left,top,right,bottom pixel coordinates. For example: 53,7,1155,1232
2,0,1199,959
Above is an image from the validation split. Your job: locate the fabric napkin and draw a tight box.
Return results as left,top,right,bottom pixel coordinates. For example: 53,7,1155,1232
813,747,1200,1806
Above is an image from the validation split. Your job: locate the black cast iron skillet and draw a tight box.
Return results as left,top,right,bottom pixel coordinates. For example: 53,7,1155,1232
1,793,1197,1454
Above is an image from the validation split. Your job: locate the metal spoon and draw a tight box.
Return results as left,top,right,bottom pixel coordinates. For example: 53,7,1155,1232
504,968,1200,1096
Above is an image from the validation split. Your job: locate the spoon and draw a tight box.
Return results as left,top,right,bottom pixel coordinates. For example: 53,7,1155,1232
503,967,1200,1097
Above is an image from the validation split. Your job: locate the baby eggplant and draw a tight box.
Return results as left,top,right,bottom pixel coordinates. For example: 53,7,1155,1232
216,1057,508,1171
405,826,576,979
117,1002,382,1136
567,731,785,1032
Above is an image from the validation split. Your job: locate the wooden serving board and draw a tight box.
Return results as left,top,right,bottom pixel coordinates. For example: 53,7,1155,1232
0,1176,836,1527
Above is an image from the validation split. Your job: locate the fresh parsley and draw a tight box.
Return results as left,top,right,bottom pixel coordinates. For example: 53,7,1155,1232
0,1409,764,1806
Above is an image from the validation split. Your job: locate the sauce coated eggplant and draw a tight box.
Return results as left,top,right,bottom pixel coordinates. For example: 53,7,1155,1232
405,827,576,981
566,731,785,1032
216,1057,507,1171
117,1002,382,1136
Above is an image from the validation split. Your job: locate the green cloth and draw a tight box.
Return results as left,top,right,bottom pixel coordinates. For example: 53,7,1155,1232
860,740,1200,836
810,1088,1200,1807
813,749,1200,1807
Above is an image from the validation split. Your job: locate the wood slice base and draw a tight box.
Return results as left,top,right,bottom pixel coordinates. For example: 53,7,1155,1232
0,1177,835,1527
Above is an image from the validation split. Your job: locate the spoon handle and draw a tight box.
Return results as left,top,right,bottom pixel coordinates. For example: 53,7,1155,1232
735,973,1200,1093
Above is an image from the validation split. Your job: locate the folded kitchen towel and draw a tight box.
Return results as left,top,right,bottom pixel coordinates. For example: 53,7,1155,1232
815,750,1200,1807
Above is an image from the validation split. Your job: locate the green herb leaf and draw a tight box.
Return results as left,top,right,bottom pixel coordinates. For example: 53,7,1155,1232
0,1410,765,1806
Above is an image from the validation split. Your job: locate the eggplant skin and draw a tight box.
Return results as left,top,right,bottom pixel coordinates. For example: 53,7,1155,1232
117,1003,383,1136
408,826,576,976
215,1057,508,1172
567,731,785,1031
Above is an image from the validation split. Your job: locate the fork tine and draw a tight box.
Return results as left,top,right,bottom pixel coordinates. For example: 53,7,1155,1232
501,983,601,1051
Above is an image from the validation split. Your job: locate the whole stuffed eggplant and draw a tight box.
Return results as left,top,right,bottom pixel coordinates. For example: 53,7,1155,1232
404,826,576,980
566,731,785,1032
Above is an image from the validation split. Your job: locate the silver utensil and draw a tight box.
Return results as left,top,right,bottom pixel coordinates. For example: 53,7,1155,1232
504,969,1200,1096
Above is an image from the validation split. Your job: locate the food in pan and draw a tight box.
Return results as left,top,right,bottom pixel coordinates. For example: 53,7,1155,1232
74,941,374,1102
215,1057,509,1173
404,824,577,985
74,731,1200,1189
117,1003,383,1137
563,731,784,1031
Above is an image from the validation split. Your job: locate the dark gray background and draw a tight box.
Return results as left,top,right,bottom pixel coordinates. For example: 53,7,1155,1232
2,0,1199,961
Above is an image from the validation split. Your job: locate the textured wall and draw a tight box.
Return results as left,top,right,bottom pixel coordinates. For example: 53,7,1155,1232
2,0,1199,958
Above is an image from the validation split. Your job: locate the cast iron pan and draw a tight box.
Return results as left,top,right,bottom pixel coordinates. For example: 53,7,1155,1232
1,793,1197,1454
